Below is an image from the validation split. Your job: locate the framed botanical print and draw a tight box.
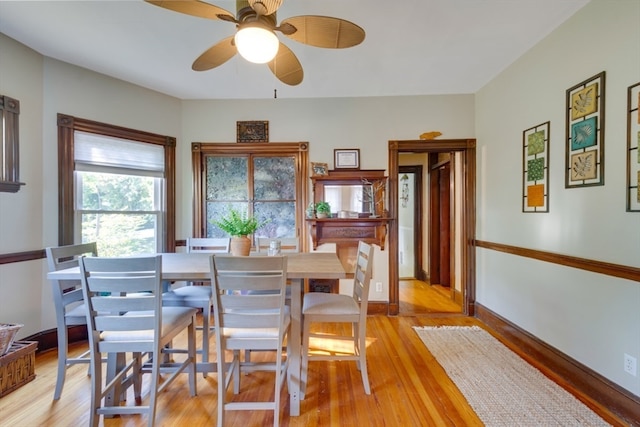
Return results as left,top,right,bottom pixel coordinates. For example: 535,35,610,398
627,82,640,212
523,121,550,212
565,72,605,188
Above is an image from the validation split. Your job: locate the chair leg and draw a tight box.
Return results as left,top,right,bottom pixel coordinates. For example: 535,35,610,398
147,351,161,427
201,305,210,378
233,351,241,394
133,352,143,404
188,320,197,396
217,360,226,427
301,319,311,398
53,323,68,400
357,321,371,394
89,350,102,427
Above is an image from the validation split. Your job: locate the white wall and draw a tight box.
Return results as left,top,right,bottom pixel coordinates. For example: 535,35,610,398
0,33,183,337
179,96,475,298
475,0,640,396
0,34,44,337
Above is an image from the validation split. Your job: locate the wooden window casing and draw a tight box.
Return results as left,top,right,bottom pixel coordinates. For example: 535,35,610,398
56,114,176,251
0,95,24,193
192,142,309,249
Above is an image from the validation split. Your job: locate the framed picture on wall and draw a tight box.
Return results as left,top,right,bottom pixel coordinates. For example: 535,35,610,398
311,162,329,177
237,121,269,143
334,149,360,169
627,81,640,212
522,121,550,212
565,71,605,188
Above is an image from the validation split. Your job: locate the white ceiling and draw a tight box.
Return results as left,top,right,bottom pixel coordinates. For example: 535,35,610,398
0,0,589,100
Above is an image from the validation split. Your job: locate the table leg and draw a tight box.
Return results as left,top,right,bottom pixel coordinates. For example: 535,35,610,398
104,352,125,412
289,278,302,416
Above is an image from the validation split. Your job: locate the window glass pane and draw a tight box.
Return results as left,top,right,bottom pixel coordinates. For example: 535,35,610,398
206,157,248,200
253,156,295,200
77,171,155,211
76,171,161,254
254,201,296,238
81,213,157,256
206,202,249,238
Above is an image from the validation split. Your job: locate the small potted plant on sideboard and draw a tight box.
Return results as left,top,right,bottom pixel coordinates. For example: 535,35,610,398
315,201,331,219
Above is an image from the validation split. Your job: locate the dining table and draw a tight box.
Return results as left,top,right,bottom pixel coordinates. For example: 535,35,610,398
46,251,346,417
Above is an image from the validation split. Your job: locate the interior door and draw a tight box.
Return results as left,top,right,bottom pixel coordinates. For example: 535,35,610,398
429,161,451,287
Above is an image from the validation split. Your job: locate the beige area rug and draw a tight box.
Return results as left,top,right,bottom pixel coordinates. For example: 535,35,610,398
413,326,611,426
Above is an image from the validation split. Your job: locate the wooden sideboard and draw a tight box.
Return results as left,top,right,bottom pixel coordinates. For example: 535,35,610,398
308,169,389,274
307,217,388,251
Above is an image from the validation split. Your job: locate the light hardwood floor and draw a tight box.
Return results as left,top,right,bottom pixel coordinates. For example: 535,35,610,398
0,283,626,426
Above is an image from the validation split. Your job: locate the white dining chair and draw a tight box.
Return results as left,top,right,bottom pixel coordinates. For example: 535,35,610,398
162,237,230,376
210,255,290,427
79,255,197,427
45,242,100,400
247,236,299,362
301,241,374,395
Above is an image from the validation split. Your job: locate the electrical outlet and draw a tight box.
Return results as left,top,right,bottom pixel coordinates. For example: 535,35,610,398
375,282,383,292
624,354,637,376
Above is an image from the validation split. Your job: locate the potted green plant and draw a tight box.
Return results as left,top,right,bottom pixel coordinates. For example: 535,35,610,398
315,201,331,218
211,208,269,255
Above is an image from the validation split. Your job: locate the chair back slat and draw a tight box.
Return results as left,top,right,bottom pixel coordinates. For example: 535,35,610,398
91,295,155,313
187,237,230,253
221,293,282,311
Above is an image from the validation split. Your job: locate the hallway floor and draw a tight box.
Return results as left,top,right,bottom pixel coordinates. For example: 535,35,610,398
399,279,462,315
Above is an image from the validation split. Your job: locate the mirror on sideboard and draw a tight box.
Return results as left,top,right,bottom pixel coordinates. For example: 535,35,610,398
311,169,387,218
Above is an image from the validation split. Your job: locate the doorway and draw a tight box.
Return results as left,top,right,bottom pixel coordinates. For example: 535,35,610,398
398,165,423,280
388,139,476,316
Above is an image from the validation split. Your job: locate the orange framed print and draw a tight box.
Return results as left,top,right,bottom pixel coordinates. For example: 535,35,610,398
523,121,550,212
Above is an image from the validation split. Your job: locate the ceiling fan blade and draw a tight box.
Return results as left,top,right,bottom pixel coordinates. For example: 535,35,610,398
268,43,303,86
192,36,237,71
279,15,365,49
145,0,236,23
247,0,283,16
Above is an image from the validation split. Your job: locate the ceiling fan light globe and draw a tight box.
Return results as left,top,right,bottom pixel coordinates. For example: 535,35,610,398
235,26,279,64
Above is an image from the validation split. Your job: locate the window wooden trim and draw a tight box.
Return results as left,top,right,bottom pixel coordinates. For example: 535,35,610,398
192,141,309,249
56,113,176,251
0,95,25,193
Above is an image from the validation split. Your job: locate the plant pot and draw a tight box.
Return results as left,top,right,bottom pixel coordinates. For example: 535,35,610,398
316,212,329,219
230,236,251,256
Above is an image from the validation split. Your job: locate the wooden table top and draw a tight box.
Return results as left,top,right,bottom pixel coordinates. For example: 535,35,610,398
48,252,346,281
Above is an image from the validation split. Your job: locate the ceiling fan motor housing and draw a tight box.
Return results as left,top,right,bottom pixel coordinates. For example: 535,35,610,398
238,0,283,17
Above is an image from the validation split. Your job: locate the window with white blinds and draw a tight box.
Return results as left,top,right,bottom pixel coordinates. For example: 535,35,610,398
73,131,165,256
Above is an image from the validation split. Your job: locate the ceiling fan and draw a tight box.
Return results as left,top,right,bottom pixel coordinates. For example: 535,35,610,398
146,0,366,86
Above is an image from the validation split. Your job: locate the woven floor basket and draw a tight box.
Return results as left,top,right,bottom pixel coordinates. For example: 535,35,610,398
0,324,23,355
